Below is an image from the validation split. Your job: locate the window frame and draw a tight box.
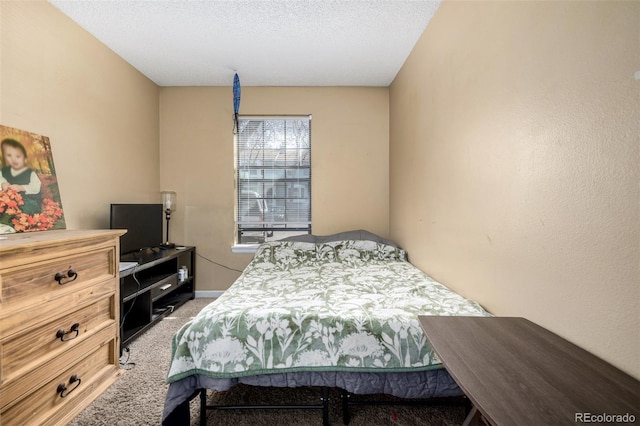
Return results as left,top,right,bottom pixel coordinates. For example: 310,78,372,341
234,115,312,246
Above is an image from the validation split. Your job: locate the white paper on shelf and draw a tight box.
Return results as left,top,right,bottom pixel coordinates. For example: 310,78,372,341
119,261,139,272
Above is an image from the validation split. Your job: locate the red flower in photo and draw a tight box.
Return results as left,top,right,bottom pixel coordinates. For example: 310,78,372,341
0,189,63,232
0,188,24,215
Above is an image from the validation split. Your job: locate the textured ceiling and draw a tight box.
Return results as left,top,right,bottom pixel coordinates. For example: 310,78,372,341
49,0,441,87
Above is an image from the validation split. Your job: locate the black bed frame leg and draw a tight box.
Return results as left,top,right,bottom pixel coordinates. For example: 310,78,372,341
199,389,207,426
321,387,330,426
341,389,351,425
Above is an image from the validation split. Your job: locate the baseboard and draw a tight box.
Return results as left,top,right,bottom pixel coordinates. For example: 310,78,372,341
195,290,225,298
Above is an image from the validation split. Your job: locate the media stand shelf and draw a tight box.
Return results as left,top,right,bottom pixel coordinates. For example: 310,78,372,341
119,246,195,351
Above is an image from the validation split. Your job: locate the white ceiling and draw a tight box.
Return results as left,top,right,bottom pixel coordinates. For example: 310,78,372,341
49,0,441,87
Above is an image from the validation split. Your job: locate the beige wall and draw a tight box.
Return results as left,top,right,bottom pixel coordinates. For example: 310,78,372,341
159,86,389,291
390,1,639,378
0,1,160,229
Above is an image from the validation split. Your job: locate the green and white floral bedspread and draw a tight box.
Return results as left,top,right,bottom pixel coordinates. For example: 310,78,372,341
167,240,490,383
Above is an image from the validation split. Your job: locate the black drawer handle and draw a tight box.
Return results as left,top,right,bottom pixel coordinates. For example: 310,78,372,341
56,374,81,398
56,323,80,341
54,269,78,285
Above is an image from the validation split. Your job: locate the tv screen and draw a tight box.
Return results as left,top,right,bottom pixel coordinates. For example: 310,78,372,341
110,204,163,256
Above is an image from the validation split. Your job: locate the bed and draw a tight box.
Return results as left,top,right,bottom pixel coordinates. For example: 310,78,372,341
162,231,491,425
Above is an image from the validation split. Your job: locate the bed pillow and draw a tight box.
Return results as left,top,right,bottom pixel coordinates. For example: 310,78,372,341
279,229,400,248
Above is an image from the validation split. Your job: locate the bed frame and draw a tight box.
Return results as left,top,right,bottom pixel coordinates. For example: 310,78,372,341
198,387,331,426
186,386,469,425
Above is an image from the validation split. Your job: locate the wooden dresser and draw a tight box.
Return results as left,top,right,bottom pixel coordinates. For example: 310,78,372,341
0,229,125,425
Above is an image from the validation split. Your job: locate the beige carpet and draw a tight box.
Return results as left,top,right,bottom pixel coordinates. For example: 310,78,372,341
70,298,466,425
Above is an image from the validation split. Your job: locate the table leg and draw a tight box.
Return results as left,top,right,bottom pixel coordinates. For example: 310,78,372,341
462,405,482,426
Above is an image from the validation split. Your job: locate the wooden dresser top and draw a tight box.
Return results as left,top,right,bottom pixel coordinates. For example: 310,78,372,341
0,229,125,252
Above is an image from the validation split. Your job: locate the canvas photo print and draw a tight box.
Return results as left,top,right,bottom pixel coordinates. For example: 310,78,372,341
0,124,66,234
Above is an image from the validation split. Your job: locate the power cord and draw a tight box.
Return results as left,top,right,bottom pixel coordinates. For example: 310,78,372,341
120,270,141,335
119,347,136,369
196,252,243,273
119,269,141,369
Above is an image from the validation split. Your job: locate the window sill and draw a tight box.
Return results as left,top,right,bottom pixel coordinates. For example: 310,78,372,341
231,244,260,254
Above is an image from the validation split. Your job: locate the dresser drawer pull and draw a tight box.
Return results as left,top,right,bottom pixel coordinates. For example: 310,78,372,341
56,322,80,341
54,269,78,285
56,374,82,398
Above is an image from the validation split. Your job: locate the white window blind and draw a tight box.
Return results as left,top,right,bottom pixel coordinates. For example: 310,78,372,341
236,115,311,244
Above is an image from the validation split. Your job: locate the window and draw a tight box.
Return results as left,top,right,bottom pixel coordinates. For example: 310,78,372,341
235,115,311,244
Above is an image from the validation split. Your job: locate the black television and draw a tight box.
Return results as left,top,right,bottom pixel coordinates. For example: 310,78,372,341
110,204,163,257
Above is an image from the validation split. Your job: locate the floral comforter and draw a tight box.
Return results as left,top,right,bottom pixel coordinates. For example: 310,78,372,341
166,240,490,383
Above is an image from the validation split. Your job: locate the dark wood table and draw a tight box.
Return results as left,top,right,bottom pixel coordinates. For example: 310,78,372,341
418,316,639,426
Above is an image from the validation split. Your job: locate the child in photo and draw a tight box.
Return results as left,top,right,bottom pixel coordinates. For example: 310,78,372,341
0,138,42,214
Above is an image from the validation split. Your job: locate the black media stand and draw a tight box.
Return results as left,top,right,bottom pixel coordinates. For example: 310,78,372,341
119,246,196,351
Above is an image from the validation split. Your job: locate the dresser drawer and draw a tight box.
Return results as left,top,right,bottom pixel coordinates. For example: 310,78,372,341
1,295,115,384
0,277,116,343
0,247,116,309
0,325,117,425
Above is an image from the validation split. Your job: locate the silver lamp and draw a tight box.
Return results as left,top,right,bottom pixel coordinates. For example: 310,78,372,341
160,190,176,249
